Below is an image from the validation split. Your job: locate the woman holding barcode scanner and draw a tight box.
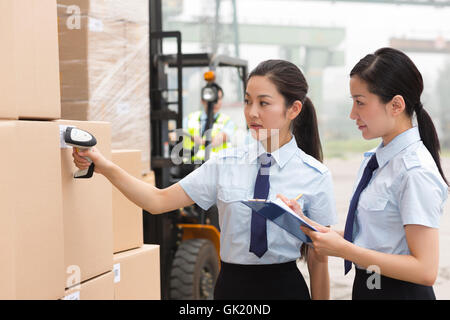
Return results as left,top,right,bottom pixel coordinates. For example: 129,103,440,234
281,47,448,300
72,59,337,300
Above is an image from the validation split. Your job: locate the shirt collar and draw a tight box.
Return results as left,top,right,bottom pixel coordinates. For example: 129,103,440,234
247,135,298,168
364,127,421,168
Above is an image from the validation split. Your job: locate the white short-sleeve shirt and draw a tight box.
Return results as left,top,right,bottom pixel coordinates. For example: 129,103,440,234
353,127,448,256
179,136,338,264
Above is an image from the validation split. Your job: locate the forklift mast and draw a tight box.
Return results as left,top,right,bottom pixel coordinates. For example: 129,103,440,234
145,0,248,300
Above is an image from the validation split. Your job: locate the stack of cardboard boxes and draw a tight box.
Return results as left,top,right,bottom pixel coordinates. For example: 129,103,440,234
110,149,160,300
57,0,151,174
0,0,159,300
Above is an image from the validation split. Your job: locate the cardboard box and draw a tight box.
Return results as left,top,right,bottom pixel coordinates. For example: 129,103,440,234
63,271,114,300
57,0,150,173
56,119,113,285
57,0,148,23
61,101,89,121
113,245,160,300
0,2,18,119
15,121,65,299
0,122,17,299
58,15,126,101
111,150,144,254
0,0,61,120
0,121,65,299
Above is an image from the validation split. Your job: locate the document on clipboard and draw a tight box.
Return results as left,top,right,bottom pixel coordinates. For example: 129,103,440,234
241,198,318,243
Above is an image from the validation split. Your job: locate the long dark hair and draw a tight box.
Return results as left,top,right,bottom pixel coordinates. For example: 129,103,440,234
248,59,323,162
350,47,448,185
248,60,322,260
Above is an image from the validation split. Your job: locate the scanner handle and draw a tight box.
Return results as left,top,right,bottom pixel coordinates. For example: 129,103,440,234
74,147,95,179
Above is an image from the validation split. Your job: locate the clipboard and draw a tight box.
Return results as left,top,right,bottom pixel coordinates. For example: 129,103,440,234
241,198,317,243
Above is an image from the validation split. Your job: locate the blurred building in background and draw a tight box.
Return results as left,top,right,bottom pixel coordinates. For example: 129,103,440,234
161,0,450,156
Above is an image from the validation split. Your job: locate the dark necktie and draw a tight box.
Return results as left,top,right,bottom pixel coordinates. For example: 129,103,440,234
344,153,379,274
249,153,273,258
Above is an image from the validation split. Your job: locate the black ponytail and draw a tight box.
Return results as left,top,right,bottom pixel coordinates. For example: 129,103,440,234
248,60,323,162
351,47,448,185
248,60,323,261
416,105,448,185
293,97,323,162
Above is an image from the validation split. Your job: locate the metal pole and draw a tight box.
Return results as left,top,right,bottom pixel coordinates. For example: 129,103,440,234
232,0,240,58
213,0,221,55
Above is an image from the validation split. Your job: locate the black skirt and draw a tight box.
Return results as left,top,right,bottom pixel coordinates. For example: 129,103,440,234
352,268,436,300
214,260,311,300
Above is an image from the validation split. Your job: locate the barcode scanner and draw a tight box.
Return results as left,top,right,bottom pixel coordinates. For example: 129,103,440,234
64,127,97,179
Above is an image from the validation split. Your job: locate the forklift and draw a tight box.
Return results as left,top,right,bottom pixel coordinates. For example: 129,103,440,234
145,0,248,300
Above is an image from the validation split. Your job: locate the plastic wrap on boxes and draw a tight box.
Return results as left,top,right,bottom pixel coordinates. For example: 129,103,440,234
57,0,148,23
57,0,150,173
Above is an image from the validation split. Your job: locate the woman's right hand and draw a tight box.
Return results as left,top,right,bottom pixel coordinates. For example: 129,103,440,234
276,193,327,231
72,147,112,175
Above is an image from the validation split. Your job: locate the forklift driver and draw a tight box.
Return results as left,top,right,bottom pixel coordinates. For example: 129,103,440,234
182,83,236,163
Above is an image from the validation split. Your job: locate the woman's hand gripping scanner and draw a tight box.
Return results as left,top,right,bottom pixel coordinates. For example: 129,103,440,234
63,126,97,179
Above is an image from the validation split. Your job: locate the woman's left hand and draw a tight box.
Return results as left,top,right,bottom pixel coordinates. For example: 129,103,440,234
301,226,347,258
276,194,347,258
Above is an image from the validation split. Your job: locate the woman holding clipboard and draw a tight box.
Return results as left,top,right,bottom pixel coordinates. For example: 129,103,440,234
72,60,337,300
282,48,448,300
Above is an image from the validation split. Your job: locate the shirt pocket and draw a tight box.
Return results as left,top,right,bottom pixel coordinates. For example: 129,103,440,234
217,186,250,235
217,186,248,204
356,192,403,251
358,194,389,212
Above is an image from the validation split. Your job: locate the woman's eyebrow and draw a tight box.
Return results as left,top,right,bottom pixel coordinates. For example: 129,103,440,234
351,94,365,98
257,94,273,99
245,93,273,99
